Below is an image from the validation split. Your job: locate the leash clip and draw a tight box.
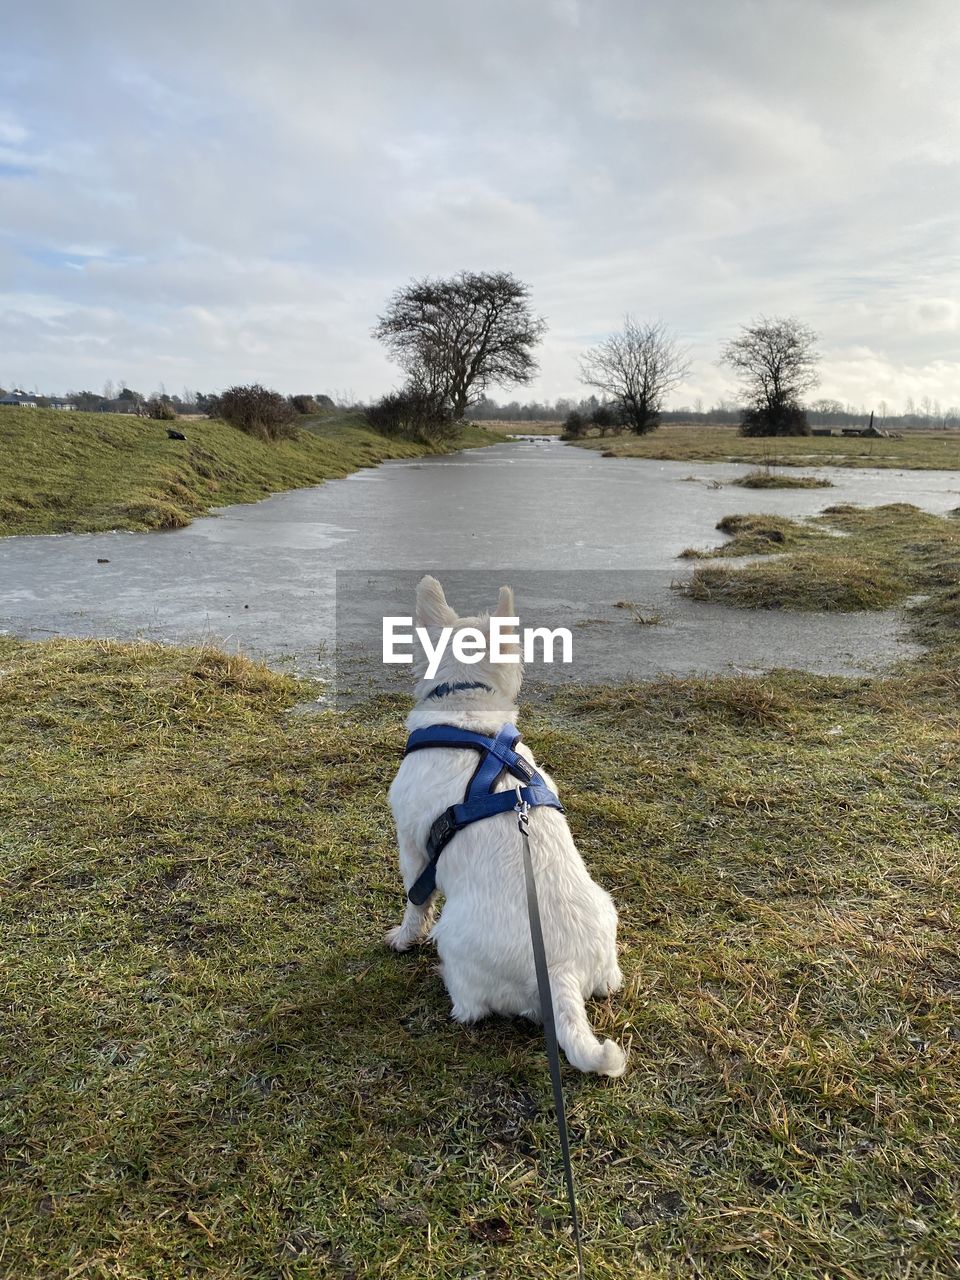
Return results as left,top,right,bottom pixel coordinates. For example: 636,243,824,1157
514,786,530,834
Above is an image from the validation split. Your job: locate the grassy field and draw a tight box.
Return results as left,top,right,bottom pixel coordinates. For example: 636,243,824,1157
575,424,960,471
0,408,495,537
2,500,959,1278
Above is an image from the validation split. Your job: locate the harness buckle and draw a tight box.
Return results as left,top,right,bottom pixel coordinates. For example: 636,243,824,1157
514,786,530,834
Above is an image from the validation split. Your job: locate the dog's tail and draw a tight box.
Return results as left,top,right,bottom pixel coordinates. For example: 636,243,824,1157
551,971,627,1077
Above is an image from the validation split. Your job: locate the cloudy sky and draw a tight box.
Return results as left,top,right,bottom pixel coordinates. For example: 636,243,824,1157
2,0,959,409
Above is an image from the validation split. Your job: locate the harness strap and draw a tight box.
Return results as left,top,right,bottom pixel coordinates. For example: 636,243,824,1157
467,724,529,796
403,721,563,906
404,723,534,782
452,784,560,829
407,784,562,906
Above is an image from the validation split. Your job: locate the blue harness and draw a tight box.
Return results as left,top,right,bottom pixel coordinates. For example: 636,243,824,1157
403,720,564,905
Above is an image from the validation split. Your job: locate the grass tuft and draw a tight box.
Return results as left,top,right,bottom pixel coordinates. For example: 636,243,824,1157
682,553,906,610
116,497,194,530
733,469,834,489
681,514,828,559
612,600,664,624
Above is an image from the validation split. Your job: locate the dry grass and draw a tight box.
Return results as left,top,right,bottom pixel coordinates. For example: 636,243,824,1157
680,514,828,560
613,600,664,625
573,424,960,471
733,470,834,490
2,503,959,1277
683,554,907,611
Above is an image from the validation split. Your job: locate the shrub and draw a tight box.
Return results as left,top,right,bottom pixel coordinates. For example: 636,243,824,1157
739,403,811,437
562,410,587,439
216,385,298,441
590,404,619,434
290,395,319,415
365,389,458,444
146,398,177,421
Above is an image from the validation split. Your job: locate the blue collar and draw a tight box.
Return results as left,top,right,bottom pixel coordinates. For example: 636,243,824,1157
424,680,493,701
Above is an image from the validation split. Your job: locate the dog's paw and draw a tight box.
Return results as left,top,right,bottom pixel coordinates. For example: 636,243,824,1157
384,925,416,952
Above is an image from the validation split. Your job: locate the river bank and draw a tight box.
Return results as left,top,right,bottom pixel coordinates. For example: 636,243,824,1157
0,406,495,536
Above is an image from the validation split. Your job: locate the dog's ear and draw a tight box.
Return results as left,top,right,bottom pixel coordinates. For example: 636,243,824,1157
416,575,457,628
494,585,516,618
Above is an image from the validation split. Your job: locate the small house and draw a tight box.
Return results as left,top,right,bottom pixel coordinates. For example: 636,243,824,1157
0,394,37,408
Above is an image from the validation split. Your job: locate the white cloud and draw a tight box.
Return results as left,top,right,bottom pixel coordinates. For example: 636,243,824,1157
0,118,28,146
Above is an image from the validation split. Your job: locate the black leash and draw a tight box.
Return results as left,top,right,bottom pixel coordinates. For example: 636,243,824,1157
516,790,586,1280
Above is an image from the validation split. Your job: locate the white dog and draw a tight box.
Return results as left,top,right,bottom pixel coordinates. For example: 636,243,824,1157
386,576,626,1077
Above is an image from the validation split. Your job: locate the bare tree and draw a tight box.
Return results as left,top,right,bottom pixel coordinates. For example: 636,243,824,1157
720,316,820,436
579,317,689,435
374,271,546,421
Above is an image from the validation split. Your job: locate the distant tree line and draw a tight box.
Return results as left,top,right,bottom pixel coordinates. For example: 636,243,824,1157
8,275,960,443
464,398,960,431
465,397,746,424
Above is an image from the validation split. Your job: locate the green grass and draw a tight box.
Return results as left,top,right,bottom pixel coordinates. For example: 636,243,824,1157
733,470,834,490
678,503,960,621
2,501,959,1277
573,424,960,470
1,620,959,1279
0,408,495,536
